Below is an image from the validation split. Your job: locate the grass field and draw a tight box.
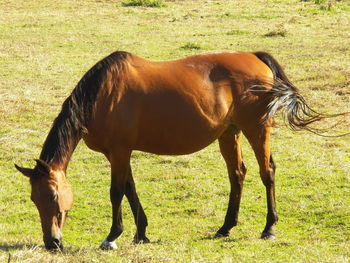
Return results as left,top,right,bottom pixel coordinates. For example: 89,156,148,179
1,0,349,262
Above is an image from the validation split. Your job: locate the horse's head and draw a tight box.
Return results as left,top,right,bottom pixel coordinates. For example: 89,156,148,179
15,159,73,250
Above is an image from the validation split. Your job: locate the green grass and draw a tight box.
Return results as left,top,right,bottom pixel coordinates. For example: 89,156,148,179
264,28,287,37
122,0,165,7
226,30,250,36
180,42,202,50
1,0,349,262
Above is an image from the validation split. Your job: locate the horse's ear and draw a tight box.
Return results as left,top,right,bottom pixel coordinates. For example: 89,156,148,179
14,164,35,178
35,159,51,175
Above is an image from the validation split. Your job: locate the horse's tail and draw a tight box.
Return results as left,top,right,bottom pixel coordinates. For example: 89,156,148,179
253,51,348,135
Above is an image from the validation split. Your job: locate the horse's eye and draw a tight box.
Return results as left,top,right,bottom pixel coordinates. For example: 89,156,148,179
57,212,62,222
50,192,58,202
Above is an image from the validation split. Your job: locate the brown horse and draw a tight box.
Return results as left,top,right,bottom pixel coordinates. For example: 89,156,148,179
15,51,327,250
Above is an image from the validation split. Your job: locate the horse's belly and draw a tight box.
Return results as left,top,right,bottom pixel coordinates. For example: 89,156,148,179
134,138,214,155
133,119,227,155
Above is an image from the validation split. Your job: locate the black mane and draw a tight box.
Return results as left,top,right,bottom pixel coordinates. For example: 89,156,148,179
40,51,130,165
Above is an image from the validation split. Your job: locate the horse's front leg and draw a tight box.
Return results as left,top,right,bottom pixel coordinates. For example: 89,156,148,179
100,150,131,250
125,166,149,244
215,127,247,237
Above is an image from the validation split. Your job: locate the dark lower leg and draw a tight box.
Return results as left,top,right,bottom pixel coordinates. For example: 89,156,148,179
107,186,125,242
125,171,149,243
261,156,278,239
216,163,246,236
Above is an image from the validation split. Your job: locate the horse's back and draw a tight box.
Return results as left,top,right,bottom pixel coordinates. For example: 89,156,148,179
129,51,272,81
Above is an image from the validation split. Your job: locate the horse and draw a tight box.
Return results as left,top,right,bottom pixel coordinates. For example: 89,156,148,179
15,50,330,250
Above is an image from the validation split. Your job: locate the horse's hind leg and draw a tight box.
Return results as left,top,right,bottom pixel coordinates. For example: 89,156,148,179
215,126,247,237
125,166,150,244
243,125,278,239
100,150,131,250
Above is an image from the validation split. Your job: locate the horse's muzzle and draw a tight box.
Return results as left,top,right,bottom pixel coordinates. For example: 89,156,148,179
45,238,63,251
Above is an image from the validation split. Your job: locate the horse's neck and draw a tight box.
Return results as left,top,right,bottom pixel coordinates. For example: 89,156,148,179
44,143,78,172
39,113,82,171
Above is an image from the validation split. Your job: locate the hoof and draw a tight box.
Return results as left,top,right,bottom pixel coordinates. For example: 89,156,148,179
261,232,276,240
214,231,229,238
133,236,150,244
99,239,118,250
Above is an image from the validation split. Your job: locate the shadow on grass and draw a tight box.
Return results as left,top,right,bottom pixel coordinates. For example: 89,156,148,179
0,243,73,254
198,234,243,242
0,243,40,251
